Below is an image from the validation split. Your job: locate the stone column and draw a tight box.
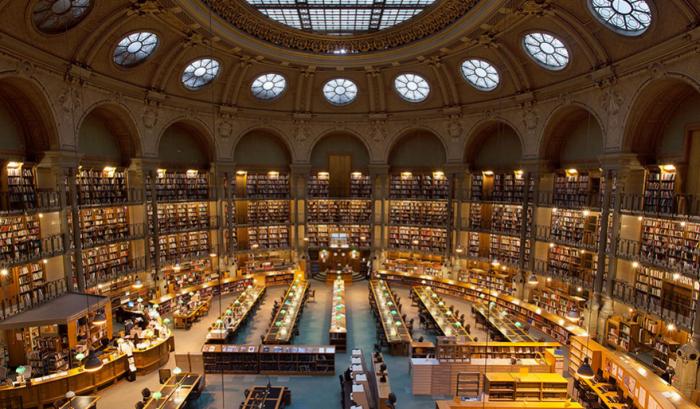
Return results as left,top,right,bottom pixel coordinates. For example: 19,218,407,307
128,158,156,280
213,161,234,273
290,163,311,273
514,171,533,299
369,164,389,275
446,163,464,277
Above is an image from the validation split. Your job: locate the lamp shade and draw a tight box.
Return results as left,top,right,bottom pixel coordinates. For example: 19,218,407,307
577,357,595,379
15,366,26,375
93,311,107,325
566,308,580,322
84,351,104,372
527,273,539,285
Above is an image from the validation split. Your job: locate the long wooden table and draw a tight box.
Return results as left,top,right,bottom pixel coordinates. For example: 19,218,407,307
142,373,202,409
242,386,288,409
581,377,627,409
329,277,347,352
369,280,412,355
173,299,210,330
206,285,265,343
414,286,472,339
473,302,533,342
264,280,309,344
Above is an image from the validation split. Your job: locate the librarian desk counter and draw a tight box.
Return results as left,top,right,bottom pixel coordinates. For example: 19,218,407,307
133,335,175,375
0,353,127,409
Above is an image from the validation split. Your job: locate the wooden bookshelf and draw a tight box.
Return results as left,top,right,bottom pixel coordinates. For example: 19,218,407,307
78,242,130,284
389,173,449,200
469,203,483,230
458,268,513,294
202,344,335,375
531,287,586,326
243,225,289,250
77,206,129,247
76,167,127,206
148,202,210,233
0,214,41,263
547,244,596,286
154,169,209,202
383,256,443,276
306,224,370,248
307,199,370,224
434,338,561,361
489,234,529,266
389,200,448,226
244,172,289,199
552,171,600,208
644,166,677,214
388,226,447,253
243,200,290,225
4,162,37,211
550,209,598,247
634,266,663,314
491,205,529,236
12,262,46,305
151,231,209,264
470,174,483,201
485,373,568,402
640,218,700,272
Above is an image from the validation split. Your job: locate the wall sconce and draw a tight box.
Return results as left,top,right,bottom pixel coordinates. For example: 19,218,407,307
400,171,412,180
351,171,363,179
514,170,524,180
659,164,676,173
318,171,330,180
103,166,116,177
236,170,247,176
268,171,279,179
565,168,579,177
433,171,445,180
157,169,167,178
482,170,494,176
186,169,199,177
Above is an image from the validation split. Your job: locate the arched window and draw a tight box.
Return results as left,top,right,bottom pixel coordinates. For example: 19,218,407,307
113,32,159,67
522,32,570,70
323,78,358,106
251,74,287,100
589,0,652,36
181,58,220,90
394,74,430,102
33,0,92,34
461,59,500,91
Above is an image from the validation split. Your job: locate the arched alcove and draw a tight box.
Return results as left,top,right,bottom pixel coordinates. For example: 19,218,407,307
159,121,212,168
541,106,604,168
233,130,291,169
388,131,446,170
465,121,522,171
623,78,700,163
0,77,58,161
77,104,141,165
310,132,369,170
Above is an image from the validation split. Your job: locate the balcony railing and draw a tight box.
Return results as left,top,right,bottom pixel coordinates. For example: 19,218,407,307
620,193,700,219
83,256,147,289
0,189,61,215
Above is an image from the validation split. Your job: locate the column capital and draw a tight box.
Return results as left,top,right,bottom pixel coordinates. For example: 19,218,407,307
290,163,312,176
368,164,389,176
38,150,80,170
597,153,643,172
128,157,161,173
518,159,554,174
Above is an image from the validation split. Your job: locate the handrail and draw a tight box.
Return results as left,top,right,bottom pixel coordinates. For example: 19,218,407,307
0,277,68,321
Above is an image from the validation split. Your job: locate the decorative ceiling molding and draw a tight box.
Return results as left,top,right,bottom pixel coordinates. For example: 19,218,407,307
199,0,480,55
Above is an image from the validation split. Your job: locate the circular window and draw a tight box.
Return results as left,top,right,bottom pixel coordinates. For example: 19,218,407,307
394,73,430,102
251,74,287,100
461,59,500,91
113,32,159,67
522,32,570,70
589,0,652,36
181,58,221,90
32,0,92,34
323,78,358,106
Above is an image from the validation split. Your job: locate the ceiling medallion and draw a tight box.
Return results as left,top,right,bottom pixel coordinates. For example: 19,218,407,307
201,0,481,54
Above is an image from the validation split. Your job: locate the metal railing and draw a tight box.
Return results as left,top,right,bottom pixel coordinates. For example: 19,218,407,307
0,189,61,215
620,193,700,218
79,223,146,249
611,279,694,329
83,256,147,289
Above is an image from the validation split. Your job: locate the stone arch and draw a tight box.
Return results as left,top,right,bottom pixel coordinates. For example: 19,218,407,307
388,129,446,170
77,101,143,163
233,128,292,169
464,118,524,170
621,75,700,163
308,130,371,170
385,125,447,164
539,103,605,167
0,74,60,160
158,118,215,168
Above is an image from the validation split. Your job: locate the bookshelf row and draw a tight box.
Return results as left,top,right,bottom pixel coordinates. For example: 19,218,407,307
152,170,209,202
241,172,290,199
307,199,371,224
148,202,210,233
76,167,127,206
243,200,290,225
389,173,448,200
640,218,700,271
469,172,533,203
547,244,597,286
388,226,447,253
550,209,599,246
305,224,370,248
243,225,290,250
76,206,129,246
0,214,41,263
150,231,210,263
4,163,37,211
389,200,448,226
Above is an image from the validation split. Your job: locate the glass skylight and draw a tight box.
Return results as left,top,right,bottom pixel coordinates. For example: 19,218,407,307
181,58,220,90
323,78,358,106
394,73,430,102
522,32,570,71
33,0,92,34
244,0,437,35
113,32,159,67
461,59,500,91
589,0,652,36
251,73,287,100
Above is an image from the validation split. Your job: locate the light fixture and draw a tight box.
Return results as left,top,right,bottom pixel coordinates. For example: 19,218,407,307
491,260,500,267
667,323,676,331
236,170,247,176
351,171,362,179
582,209,590,217
39,213,44,219
514,170,524,180
565,168,579,177
482,170,494,176
546,277,552,282
173,367,182,375
637,216,643,221
455,246,464,254
209,253,217,258
132,279,143,289
577,357,595,379
6,161,22,169
93,310,107,325
42,259,48,264
157,168,167,177
527,273,539,285
552,208,558,213
318,171,330,180
577,287,583,292
400,171,412,180
549,243,555,248
433,171,445,180
103,166,116,177
566,308,580,322
186,169,199,177
0,268,8,277
83,350,104,372
660,164,676,173
267,171,279,179
632,261,639,268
